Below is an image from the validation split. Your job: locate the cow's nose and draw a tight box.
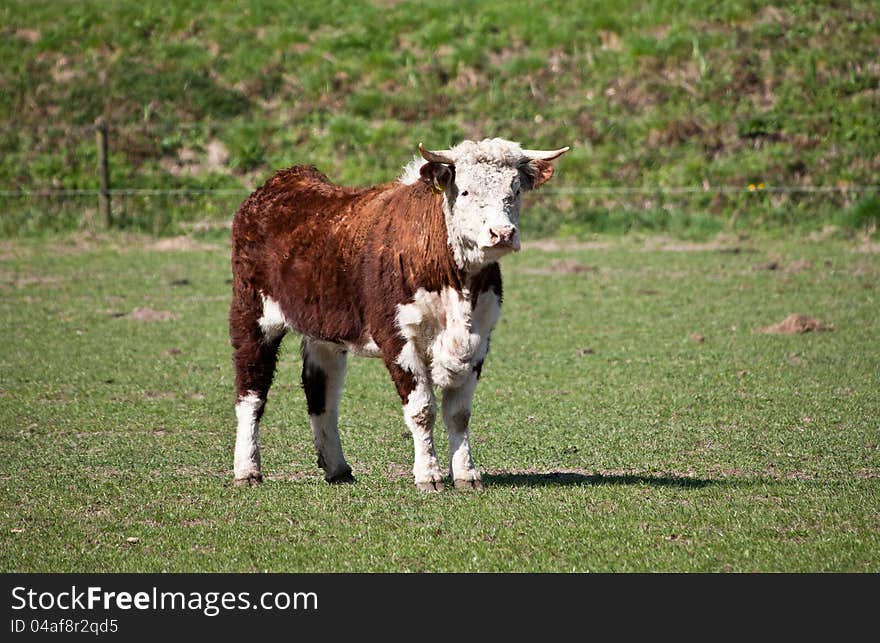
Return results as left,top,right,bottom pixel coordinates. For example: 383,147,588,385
489,225,517,246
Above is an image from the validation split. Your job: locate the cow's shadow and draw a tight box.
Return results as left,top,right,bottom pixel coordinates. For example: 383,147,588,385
482,471,716,489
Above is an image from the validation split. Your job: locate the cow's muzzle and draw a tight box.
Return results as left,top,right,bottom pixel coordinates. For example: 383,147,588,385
488,225,519,249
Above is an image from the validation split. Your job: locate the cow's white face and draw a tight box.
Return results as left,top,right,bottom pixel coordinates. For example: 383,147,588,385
402,138,568,273
445,161,524,269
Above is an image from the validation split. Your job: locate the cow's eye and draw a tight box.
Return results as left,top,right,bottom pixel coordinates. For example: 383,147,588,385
460,190,469,197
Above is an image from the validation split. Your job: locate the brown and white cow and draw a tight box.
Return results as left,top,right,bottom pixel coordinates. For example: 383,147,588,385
229,138,568,490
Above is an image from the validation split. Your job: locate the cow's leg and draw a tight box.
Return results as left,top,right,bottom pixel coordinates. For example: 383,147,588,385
230,301,283,486
302,339,353,484
405,375,442,491
442,371,483,490
384,358,443,491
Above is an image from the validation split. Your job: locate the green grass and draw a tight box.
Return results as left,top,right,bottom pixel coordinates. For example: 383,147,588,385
1,0,879,236
1,230,878,571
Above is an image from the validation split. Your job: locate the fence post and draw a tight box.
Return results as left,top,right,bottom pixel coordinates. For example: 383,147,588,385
95,117,110,228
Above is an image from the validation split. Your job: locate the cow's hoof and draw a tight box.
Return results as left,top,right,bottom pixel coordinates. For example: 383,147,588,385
416,480,445,492
326,470,356,484
454,478,483,491
233,472,263,487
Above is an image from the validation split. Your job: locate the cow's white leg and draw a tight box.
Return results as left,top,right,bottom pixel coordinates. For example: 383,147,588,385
234,391,264,485
230,301,283,487
442,371,482,490
404,378,444,491
302,339,353,483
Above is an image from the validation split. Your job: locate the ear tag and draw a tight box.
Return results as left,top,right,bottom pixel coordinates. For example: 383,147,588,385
432,179,444,194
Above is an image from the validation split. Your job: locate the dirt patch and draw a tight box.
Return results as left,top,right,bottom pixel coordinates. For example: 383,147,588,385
142,391,175,401
646,118,703,148
664,533,692,542
151,236,217,252
451,64,486,92
385,462,411,479
757,313,834,334
160,139,230,177
84,466,125,480
641,234,750,253
522,239,613,252
72,232,223,254
522,259,598,275
550,259,597,274
756,258,812,273
0,272,62,288
807,225,839,242
853,241,880,254
706,465,820,481
173,466,228,478
262,471,313,482
13,274,62,287
1,233,221,258
598,30,623,51
788,351,806,366
15,29,41,43
0,241,32,262
122,307,180,322
605,77,658,113
658,241,746,252
181,219,234,234
58,232,105,255
786,259,813,272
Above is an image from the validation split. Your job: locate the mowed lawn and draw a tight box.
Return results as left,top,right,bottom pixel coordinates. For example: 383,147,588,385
0,231,878,572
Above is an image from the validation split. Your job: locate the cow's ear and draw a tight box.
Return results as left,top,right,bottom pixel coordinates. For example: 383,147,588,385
520,160,555,190
420,162,454,193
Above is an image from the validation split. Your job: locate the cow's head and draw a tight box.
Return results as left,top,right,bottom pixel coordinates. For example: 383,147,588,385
416,138,568,272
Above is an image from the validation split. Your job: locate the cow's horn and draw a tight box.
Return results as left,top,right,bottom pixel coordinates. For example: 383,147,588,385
419,143,455,165
520,147,570,162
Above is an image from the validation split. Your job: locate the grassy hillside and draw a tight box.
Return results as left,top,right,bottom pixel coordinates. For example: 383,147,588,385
1,0,878,235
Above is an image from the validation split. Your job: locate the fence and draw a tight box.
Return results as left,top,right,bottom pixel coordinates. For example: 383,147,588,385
0,184,877,237
1,120,877,236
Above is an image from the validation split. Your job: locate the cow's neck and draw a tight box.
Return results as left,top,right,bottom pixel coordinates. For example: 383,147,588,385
388,182,467,293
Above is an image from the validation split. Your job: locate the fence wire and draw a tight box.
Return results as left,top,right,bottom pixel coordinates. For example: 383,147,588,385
0,184,877,236
1,185,878,198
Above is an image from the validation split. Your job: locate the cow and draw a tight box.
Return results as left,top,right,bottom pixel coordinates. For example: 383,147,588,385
229,138,568,490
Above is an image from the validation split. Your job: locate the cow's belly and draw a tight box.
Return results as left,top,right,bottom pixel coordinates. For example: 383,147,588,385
396,286,501,389
259,286,501,384
258,291,379,356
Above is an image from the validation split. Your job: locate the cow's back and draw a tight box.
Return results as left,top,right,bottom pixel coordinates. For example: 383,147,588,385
231,163,464,346
232,165,363,245
231,165,384,344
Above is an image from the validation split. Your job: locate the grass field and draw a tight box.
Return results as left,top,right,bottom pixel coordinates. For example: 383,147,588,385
3,0,878,575
1,230,878,572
